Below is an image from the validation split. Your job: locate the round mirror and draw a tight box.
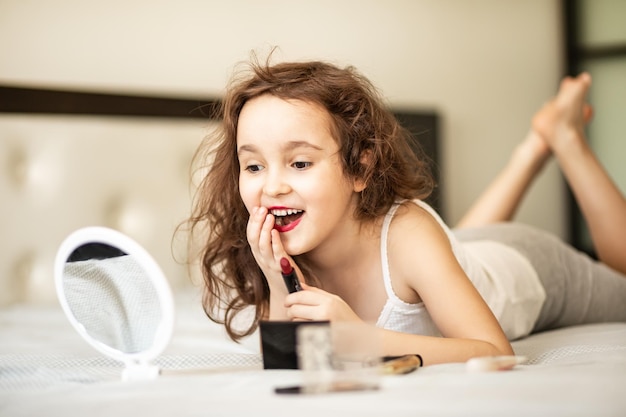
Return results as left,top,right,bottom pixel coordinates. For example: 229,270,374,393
54,226,175,381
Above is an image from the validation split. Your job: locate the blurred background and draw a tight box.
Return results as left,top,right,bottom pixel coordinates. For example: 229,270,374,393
0,0,624,304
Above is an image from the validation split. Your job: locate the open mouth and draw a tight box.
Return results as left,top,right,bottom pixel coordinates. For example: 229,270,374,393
271,208,304,228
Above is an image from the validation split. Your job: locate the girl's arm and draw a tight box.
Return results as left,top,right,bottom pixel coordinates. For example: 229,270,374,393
387,204,513,364
285,203,513,365
377,329,507,365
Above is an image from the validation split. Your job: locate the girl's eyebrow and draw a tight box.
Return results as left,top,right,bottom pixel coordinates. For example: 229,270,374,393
236,144,257,157
237,140,324,156
283,140,325,152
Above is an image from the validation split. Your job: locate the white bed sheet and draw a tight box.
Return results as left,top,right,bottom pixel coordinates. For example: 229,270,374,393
1,289,626,417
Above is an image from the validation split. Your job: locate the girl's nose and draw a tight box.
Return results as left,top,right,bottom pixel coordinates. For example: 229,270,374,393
263,169,290,197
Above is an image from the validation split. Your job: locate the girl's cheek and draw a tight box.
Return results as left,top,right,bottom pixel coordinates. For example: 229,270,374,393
238,185,255,213
240,178,262,205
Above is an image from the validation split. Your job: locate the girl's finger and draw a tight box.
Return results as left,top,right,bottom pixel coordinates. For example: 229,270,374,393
246,206,265,243
284,287,326,307
286,304,322,321
257,212,275,258
270,229,286,260
298,282,326,294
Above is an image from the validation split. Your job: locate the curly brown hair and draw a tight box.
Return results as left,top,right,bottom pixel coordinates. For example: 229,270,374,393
186,56,435,341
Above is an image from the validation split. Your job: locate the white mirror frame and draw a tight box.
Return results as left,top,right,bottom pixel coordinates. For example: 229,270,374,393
54,226,175,381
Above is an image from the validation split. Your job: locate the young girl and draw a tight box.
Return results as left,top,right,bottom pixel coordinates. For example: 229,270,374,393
187,59,626,365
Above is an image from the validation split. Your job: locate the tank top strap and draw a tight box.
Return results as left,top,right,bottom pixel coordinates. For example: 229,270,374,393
380,201,404,303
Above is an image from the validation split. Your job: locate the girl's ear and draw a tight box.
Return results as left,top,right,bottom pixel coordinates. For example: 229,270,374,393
353,149,372,192
354,178,367,193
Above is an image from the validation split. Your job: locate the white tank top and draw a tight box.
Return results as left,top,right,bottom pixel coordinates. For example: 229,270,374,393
375,200,546,340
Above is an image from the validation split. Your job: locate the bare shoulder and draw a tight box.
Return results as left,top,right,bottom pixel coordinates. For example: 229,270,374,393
386,201,460,302
388,201,449,243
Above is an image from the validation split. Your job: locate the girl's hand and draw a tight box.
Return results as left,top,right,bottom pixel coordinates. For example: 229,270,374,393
246,206,292,290
284,283,362,323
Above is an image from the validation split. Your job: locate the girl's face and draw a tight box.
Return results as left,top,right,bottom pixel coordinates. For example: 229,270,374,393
236,94,364,256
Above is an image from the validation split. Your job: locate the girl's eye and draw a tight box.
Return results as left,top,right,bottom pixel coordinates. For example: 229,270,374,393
293,161,311,170
245,164,263,173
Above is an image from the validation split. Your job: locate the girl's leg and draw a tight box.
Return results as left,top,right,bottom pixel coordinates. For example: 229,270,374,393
454,223,626,332
533,73,626,275
456,75,591,230
456,130,550,229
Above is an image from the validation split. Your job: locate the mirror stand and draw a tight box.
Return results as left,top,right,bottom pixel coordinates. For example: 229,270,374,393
122,360,161,381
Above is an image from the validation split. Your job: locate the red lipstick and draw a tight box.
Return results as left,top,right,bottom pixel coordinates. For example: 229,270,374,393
273,216,302,233
280,257,302,293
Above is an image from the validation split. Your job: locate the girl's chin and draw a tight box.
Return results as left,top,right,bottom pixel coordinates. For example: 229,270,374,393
280,240,307,257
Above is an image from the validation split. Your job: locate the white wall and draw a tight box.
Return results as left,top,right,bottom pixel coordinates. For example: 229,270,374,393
0,0,566,235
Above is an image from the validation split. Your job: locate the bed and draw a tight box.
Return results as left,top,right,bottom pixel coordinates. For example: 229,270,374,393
1,86,625,416
2,290,626,416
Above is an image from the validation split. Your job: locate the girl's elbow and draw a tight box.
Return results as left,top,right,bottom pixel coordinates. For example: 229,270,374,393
493,339,514,356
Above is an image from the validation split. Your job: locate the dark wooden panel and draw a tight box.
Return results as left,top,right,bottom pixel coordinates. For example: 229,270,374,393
0,85,220,119
394,110,442,218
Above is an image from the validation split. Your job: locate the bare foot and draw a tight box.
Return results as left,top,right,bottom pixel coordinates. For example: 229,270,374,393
531,73,593,156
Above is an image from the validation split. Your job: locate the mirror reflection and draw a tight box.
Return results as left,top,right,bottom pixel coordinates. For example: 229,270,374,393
63,242,162,354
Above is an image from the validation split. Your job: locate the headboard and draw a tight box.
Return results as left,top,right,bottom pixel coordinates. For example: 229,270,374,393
0,86,439,305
